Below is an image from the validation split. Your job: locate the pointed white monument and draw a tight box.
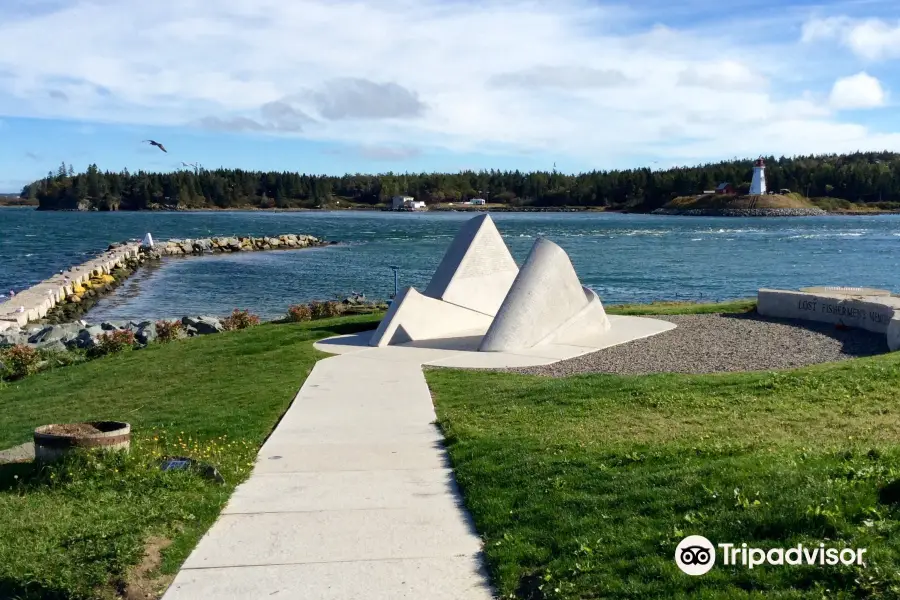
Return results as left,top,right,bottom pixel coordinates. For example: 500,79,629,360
423,214,519,316
141,233,154,248
750,157,766,195
362,214,676,355
368,214,518,347
479,238,611,352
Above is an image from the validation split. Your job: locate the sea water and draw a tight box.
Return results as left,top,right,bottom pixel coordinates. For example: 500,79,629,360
1,208,898,321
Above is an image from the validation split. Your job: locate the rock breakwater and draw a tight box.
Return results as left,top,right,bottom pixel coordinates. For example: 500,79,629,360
157,234,329,256
651,208,827,217
0,232,333,329
0,242,145,327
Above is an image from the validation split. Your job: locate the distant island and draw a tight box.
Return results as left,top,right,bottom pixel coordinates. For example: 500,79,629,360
15,152,900,214
0,193,37,206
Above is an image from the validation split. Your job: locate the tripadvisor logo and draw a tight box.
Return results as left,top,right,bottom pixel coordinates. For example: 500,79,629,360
675,536,867,576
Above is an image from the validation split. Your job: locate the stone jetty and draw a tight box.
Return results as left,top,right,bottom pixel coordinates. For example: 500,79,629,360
157,234,327,256
0,233,330,329
0,243,143,328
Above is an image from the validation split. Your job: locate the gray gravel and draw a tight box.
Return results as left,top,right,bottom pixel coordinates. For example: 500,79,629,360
506,313,889,377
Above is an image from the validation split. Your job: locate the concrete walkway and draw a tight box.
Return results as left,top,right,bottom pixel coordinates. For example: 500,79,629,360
163,316,674,599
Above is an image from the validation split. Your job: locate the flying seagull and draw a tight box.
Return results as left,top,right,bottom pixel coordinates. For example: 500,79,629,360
143,139,167,153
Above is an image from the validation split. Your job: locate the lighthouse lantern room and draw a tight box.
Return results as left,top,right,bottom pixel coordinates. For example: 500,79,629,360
750,157,767,195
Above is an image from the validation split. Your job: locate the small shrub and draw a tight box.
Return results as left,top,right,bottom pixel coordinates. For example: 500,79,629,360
43,349,88,369
156,319,183,343
0,344,41,379
93,329,137,356
287,304,312,322
222,309,261,331
309,300,345,320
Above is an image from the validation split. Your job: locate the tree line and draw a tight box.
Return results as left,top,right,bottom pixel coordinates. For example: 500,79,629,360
22,151,900,211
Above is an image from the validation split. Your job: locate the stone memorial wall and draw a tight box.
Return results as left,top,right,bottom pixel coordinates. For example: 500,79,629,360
757,288,900,351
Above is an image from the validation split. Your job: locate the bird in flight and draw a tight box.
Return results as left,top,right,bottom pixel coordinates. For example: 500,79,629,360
143,140,167,153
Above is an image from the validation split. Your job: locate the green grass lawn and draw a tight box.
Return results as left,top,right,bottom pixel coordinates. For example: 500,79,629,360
429,351,900,599
5,300,900,599
0,314,380,600
605,298,756,315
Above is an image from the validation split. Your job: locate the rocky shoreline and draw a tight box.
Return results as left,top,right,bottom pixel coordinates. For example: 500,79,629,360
651,207,827,217
0,295,385,355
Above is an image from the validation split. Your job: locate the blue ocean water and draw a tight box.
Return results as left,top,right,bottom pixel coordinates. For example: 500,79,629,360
1,207,899,321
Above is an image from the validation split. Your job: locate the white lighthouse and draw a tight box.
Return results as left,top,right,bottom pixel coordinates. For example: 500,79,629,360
749,157,766,195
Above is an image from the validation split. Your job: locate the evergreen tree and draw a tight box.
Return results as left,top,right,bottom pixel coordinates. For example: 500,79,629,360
27,151,900,211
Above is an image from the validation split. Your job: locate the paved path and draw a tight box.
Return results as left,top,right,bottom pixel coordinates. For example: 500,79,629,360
163,345,498,599
164,317,673,599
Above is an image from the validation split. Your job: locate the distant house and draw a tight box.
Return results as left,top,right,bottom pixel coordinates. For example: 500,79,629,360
715,182,735,195
470,198,486,205
391,196,426,211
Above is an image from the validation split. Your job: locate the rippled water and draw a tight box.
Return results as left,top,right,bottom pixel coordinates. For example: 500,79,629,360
1,207,899,321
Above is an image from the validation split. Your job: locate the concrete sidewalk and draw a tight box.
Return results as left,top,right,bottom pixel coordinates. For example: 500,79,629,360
164,317,674,599
163,347,496,599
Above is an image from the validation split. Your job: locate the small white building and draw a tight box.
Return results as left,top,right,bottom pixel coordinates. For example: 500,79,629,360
391,195,426,210
750,157,767,195
470,198,486,205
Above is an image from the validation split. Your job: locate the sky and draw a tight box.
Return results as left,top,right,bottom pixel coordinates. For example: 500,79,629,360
1,0,900,191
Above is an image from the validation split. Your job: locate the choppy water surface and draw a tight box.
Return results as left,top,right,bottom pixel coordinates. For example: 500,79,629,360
1,208,898,320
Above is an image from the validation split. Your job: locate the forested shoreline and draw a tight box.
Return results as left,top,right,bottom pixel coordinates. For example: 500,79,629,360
20,151,900,212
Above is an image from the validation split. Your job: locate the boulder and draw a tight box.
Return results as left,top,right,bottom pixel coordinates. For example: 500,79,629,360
136,322,158,345
67,329,100,350
0,329,28,347
34,340,67,353
101,321,128,331
27,323,83,345
182,316,224,335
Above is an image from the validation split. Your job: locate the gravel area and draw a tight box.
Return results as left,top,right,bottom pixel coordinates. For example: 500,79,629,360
507,313,889,377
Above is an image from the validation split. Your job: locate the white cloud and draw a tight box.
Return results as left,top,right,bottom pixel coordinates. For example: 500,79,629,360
829,72,887,109
0,1,897,166
802,16,900,61
677,60,767,91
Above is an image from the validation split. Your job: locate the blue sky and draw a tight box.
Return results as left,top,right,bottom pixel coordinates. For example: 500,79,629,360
0,0,899,192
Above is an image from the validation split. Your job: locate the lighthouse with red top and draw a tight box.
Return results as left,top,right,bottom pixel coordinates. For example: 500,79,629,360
750,157,766,195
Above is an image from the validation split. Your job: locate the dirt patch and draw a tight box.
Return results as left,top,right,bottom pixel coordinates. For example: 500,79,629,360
119,536,174,600
45,423,103,436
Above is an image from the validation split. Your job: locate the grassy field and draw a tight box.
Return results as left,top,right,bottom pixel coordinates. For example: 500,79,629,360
0,314,381,600
605,298,756,315
4,300,900,599
665,193,815,210
808,197,900,213
429,329,900,598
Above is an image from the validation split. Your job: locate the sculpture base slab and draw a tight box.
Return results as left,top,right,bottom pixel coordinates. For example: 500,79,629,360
314,315,676,369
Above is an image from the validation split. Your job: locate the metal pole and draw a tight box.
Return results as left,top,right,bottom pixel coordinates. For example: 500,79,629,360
390,265,400,299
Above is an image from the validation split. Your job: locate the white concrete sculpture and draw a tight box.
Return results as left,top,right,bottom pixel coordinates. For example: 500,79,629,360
365,213,674,355
423,214,519,316
479,238,611,352
368,214,517,347
368,287,494,347
141,233,154,248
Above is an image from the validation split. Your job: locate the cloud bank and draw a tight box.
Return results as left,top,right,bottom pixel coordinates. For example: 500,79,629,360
0,1,897,167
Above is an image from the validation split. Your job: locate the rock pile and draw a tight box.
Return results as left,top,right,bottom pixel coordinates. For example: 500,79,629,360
158,234,329,256
0,315,229,352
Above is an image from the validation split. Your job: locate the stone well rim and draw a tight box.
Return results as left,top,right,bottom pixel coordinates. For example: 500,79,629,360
34,420,131,449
